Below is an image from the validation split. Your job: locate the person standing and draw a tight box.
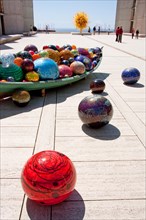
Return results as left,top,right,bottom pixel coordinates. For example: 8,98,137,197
136,29,139,39
93,26,96,35
131,28,135,39
46,25,49,34
115,26,120,42
98,26,100,34
118,26,123,43
88,26,91,33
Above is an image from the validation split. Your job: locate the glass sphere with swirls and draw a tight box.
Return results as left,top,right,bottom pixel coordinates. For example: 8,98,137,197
21,150,77,205
0,53,15,67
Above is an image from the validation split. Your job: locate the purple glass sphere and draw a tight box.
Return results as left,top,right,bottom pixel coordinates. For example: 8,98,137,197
90,79,105,93
78,95,113,128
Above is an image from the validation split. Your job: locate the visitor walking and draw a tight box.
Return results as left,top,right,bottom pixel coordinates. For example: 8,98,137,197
88,26,91,33
93,26,96,35
135,29,139,39
118,26,123,43
131,28,135,39
115,26,120,42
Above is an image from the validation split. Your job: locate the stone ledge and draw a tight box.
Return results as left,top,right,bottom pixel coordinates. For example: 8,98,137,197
22,31,37,37
71,32,92,35
0,35,21,44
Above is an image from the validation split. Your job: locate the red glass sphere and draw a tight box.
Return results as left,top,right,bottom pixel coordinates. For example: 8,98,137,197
21,150,76,205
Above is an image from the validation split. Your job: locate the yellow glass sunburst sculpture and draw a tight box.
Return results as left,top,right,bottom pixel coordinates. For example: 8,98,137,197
74,12,88,34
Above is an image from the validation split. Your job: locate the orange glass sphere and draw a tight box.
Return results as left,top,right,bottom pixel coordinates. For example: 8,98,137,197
14,57,23,67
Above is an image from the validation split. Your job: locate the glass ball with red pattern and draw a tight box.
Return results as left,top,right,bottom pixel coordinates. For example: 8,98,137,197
21,150,77,205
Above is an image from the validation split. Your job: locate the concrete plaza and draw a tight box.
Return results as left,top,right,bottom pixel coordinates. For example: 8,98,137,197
0,33,145,220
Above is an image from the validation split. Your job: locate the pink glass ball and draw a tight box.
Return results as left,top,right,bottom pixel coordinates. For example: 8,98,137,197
21,150,76,205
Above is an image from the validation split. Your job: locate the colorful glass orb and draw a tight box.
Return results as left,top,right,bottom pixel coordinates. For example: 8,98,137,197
12,90,31,107
21,150,77,205
34,58,59,80
90,79,105,93
7,76,15,82
71,49,79,57
24,44,38,53
75,55,92,71
45,49,60,64
32,53,41,61
25,71,39,82
0,53,15,67
93,47,102,58
39,50,48,58
18,51,33,60
121,67,140,84
70,61,85,75
14,57,23,67
0,64,23,82
48,45,58,50
58,65,73,78
78,48,90,57
78,95,113,128
21,59,34,73
59,50,74,60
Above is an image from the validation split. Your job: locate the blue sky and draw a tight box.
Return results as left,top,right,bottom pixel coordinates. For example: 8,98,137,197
33,0,117,30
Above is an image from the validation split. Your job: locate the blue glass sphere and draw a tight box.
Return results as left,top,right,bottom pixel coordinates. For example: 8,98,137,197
0,53,15,67
75,55,92,71
34,58,59,80
78,95,113,128
121,67,140,84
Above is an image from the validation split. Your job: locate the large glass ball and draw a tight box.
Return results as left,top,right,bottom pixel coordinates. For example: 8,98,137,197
24,44,38,53
21,150,76,205
121,67,140,84
70,61,85,75
90,79,105,93
75,55,92,71
78,95,113,128
58,64,73,78
12,90,31,107
0,64,23,82
34,58,59,80
0,53,15,67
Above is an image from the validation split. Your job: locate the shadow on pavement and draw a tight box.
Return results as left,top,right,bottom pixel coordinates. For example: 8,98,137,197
26,190,85,220
0,72,110,119
123,82,144,88
82,124,121,140
0,45,14,50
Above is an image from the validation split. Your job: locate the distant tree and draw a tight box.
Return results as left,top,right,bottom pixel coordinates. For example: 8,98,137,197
74,12,88,34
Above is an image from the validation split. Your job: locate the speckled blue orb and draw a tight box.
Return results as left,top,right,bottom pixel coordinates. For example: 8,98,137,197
34,58,59,80
78,95,113,128
121,67,140,84
75,55,92,71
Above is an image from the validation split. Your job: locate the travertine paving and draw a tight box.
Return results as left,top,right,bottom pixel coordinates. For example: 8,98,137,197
0,33,145,220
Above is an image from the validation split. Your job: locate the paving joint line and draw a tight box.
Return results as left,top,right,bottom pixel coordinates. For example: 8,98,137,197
86,36,146,61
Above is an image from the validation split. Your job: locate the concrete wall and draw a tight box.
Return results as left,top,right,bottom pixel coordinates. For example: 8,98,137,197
115,0,133,32
115,0,146,35
0,0,33,35
133,0,146,34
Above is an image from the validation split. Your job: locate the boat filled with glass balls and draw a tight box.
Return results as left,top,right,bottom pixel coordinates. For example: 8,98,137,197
0,44,103,93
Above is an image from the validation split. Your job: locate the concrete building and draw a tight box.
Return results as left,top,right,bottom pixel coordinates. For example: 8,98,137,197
115,0,146,36
0,0,34,35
